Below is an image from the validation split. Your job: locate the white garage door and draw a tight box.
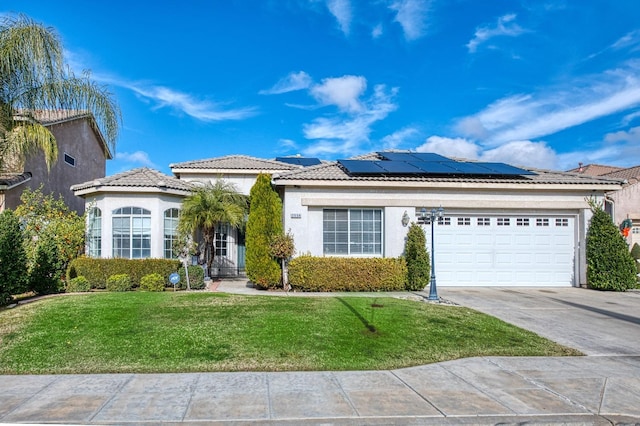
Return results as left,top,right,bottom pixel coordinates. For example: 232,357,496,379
424,215,575,287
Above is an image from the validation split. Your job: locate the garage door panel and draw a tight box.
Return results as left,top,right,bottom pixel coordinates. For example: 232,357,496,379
433,215,575,287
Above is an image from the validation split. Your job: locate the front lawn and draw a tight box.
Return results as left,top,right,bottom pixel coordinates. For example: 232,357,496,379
0,292,580,374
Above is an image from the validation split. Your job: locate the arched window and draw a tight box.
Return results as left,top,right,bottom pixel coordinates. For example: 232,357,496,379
87,207,102,257
112,207,151,258
164,208,180,259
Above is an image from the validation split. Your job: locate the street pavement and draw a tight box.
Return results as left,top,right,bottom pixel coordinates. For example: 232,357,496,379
1,282,639,425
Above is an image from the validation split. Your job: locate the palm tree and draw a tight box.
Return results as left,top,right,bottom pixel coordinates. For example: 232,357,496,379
178,180,248,278
0,14,120,172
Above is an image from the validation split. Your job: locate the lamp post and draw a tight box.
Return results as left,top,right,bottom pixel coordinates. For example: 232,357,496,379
421,206,444,301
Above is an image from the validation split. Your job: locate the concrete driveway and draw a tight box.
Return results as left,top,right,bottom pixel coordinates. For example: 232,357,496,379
440,287,640,356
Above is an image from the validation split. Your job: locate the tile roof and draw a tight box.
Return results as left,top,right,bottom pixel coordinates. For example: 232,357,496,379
0,172,32,189
71,168,194,193
170,155,301,171
274,157,624,186
601,165,640,184
566,164,624,176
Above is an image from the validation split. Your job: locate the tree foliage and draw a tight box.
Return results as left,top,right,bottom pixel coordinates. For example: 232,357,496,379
177,180,247,277
245,173,282,288
586,199,636,291
0,14,120,172
0,210,28,304
15,187,84,284
403,223,431,291
27,233,62,295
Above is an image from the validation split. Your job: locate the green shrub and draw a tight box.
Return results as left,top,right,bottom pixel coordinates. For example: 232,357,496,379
66,276,91,292
28,234,63,295
177,265,206,290
586,203,636,291
246,173,282,289
106,274,132,292
288,255,407,292
140,273,165,292
403,223,430,291
631,243,640,274
67,257,180,289
0,210,28,305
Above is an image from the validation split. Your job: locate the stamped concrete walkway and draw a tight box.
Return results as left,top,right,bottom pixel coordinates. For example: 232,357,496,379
1,282,639,425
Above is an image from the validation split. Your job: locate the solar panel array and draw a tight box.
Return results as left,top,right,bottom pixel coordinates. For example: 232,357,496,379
337,153,535,177
276,157,322,166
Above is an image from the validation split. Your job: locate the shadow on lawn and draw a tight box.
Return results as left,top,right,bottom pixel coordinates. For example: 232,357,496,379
336,298,384,333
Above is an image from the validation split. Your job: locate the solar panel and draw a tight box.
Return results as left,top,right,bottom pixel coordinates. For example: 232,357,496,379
448,162,495,175
375,161,423,174
409,161,459,174
276,157,322,166
377,152,452,162
479,162,536,175
338,160,386,174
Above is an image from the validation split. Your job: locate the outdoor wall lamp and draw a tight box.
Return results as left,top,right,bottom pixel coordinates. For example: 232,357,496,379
401,210,410,227
421,206,444,301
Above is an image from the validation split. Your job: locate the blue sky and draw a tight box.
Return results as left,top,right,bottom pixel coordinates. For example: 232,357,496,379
4,0,640,175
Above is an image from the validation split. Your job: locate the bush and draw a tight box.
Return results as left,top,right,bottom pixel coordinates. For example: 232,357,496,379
586,203,636,291
106,274,132,292
0,210,28,305
631,243,640,274
288,255,407,292
246,173,282,289
66,276,91,292
177,265,206,290
28,234,63,295
140,273,165,292
403,223,430,291
67,258,180,289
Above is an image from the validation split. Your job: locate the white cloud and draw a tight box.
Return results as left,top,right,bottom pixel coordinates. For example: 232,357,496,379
455,61,640,146
612,29,640,51
467,13,527,53
259,71,313,95
303,83,399,155
389,0,430,41
382,127,419,149
605,126,640,144
326,0,352,35
371,23,383,39
310,75,367,113
278,138,298,149
416,136,480,159
115,151,158,169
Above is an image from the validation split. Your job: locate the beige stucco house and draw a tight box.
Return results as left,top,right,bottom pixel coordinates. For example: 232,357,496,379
73,152,624,287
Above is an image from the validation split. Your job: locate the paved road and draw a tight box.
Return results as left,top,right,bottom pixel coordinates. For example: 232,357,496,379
1,283,640,425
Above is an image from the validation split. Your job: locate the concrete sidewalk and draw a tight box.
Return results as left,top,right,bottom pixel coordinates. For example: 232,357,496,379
2,356,639,424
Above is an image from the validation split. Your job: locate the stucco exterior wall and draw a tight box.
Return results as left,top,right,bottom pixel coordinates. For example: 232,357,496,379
177,173,268,196
84,192,183,258
609,182,640,248
9,119,107,214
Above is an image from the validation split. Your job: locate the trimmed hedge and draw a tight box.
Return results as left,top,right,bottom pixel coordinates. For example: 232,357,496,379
67,257,180,289
288,255,407,292
106,274,132,292
140,273,165,292
177,265,206,290
66,276,91,292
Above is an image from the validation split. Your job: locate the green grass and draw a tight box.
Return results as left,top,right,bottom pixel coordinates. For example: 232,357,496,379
0,292,581,374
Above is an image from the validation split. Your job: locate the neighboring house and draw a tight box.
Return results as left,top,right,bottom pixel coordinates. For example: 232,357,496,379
73,152,624,287
569,163,640,248
2,111,111,214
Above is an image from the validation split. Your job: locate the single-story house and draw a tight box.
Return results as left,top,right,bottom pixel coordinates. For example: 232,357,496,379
72,152,624,287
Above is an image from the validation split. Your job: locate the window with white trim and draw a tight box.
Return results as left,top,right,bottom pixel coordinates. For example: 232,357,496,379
477,217,490,226
215,223,229,256
536,218,550,227
87,207,101,257
112,207,151,258
555,218,569,227
516,218,530,226
497,218,510,226
323,208,382,255
164,208,179,259
64,153,76,167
